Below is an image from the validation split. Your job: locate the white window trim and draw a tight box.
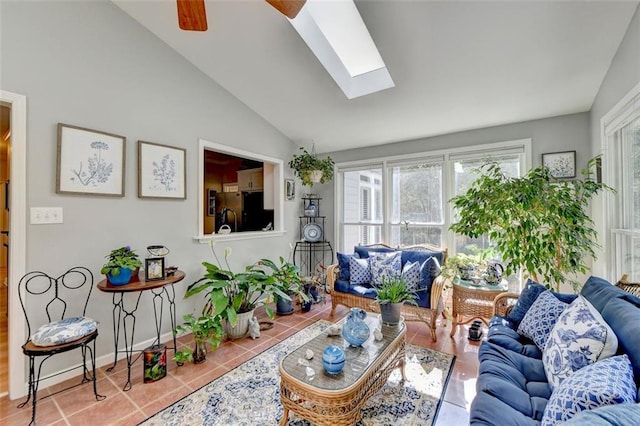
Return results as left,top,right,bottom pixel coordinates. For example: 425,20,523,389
334,138,532,252
195,139,285,243
599,81,640,281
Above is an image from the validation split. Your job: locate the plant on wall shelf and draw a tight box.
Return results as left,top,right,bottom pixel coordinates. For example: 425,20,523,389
449,156,613,291
288,146,335,187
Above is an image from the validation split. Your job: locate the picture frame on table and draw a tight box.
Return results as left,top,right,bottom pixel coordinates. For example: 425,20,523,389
145,257,165,281
138,141,186,199
56,123,126,197
542,150,576,178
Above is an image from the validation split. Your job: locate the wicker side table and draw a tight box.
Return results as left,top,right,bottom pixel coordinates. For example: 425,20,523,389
449,279,507,337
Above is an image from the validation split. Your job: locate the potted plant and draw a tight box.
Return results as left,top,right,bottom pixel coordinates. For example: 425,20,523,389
449,157,613,291
373,276,417,325
173,312,223,364
257,257,308,315
185,242,283,339
288,146,335,187
100,246,143,285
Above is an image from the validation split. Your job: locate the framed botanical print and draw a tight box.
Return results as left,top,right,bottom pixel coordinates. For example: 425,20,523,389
138,141,186,199
56,123,125,196
542,151,576,178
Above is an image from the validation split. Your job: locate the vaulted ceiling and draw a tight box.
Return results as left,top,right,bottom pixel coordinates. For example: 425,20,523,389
113,0,638,153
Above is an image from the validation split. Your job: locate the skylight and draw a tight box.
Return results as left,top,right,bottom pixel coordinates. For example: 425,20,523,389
289,0,395,99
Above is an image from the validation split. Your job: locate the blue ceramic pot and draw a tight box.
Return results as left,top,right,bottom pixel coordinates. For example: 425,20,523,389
107,268,132,286
342,308,370,347
322,345,345,375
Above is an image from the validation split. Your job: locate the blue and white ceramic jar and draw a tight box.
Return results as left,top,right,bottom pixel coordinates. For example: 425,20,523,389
342,308,370,347
322,345,345,375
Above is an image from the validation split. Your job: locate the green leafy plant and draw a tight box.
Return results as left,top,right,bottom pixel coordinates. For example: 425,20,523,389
449,157,614,291
288,146,335,187
185,242,285,327
439,247,495,281
100,246,143,276
257,256,309,303
173,312,223,363
373,277,418,305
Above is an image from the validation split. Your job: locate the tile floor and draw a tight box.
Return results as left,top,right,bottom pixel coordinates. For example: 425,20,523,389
0,299,481,425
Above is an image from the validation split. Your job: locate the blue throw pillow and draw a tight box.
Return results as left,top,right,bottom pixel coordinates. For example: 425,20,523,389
349,257,371,285
506,279,547,324
517,291,568,350
542,355,637,425
337,252,359,281
417,256,440,292
354,245,395,259
369,251,401,285
401,261,421,290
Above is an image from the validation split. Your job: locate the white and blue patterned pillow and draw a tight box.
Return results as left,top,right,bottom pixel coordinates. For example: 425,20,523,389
349,257,371,285
543,295,618,390
369,251,401,285
401,261,421,290
541,355,637,425
30,316,97,347
517,291,568,350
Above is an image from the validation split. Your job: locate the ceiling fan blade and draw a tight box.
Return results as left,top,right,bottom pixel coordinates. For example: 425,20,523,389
265,0,306,19
177,0,208,31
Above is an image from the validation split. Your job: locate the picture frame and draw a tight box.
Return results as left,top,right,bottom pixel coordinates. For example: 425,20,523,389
542,150,576,178
138,141,186,199
56,123,125,196
285,179,295,201
145,257,165,281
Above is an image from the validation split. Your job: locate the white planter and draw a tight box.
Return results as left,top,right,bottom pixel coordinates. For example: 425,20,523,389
224,309,255,339
309,170,323,183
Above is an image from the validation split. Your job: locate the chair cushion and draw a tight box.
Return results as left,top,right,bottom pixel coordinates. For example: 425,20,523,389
541,355,637,425
543,295,618,390
517,291,568,351
369,251,401,285
337,252,359,281
349,257,371,285
401,261,420,290
30,316,97,347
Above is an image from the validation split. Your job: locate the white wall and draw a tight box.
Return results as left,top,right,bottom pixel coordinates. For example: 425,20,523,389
1,0,300,375
589,4,640,279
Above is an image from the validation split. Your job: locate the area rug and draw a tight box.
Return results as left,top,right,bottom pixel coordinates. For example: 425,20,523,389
141,320,456,426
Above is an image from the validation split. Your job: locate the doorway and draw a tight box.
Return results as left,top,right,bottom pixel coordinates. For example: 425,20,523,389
0,104,9,396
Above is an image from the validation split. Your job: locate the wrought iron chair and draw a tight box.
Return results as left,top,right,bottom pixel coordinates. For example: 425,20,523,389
17,267,105,425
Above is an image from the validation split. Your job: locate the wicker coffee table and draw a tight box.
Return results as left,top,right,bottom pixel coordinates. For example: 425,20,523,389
279,314,406,425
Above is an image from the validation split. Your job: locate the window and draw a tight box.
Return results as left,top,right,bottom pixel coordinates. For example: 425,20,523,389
604,86,640,282
196,139,284,242
336,140,530,253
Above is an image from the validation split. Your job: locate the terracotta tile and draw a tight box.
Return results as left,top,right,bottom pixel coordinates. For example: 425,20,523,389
3,397,62,425
122,374,184,408
112,410,148,426
53,376,118,417
66,393,137,425
139,384,192,417
185,364,229,390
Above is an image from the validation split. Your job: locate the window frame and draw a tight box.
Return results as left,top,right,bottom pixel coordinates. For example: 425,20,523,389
334,139,531,253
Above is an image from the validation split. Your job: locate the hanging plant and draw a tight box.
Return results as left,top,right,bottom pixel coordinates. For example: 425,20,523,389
288,146,335,187
449,157,614,291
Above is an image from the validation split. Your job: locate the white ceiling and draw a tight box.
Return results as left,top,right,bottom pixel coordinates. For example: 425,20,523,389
113,0,637,153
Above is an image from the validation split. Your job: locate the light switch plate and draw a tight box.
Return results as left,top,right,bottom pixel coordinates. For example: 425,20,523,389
30,207,63,224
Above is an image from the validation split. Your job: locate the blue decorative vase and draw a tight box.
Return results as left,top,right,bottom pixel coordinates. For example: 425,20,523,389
342,308,370,347
107,268,132,286
322,345,345,375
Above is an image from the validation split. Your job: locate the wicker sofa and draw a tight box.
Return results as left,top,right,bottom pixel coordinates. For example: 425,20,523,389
327,243,447,341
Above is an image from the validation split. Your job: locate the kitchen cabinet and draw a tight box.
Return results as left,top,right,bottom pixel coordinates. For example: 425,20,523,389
237,168,263,192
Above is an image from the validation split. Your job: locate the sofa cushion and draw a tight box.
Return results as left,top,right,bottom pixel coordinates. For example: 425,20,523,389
541,355,637,425
334,279,377,299
354,245,395,259
580,275,629,312
562,402,640,426
488,317,542,359
599,295,640,386
400,249,445,267
369,251,402,285
349,257,371,285
517,291,568,351
401,261,420,290
506,279,548,325
543,295,618,390
336,252,359,281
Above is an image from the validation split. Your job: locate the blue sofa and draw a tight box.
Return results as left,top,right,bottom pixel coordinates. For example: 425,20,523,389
470,276,640,425
327,243,447,341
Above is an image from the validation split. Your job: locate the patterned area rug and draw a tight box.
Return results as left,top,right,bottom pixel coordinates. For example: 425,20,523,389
141,320,455,426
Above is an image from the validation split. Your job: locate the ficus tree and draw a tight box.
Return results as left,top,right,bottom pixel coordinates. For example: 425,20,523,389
449,157,613,291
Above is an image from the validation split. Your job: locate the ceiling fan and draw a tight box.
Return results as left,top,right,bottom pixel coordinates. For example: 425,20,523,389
176,0,306,31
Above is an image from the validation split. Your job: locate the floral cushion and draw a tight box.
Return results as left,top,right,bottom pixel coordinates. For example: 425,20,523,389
517,291,568,350
30,316,97,347
541,355,637,425
369,251,401,285
349,257,371,285
401,261,421,290
543,295,618,390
